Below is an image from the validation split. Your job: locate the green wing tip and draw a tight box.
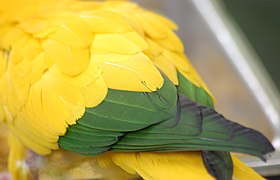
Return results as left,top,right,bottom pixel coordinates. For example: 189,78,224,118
178,94,275,159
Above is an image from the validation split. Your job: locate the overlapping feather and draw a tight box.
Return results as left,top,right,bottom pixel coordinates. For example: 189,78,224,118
0,0,211,155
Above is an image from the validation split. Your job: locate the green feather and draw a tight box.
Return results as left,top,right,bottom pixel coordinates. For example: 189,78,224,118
202,151,233,180
177,72,214,108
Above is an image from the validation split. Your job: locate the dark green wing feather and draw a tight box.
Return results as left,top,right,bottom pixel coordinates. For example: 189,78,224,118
202,151,233,180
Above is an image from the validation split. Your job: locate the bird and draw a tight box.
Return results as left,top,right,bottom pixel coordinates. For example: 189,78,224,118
0,0,274,179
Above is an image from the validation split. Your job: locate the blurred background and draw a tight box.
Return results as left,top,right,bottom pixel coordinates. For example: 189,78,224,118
223,0,280,91
133,0,280,178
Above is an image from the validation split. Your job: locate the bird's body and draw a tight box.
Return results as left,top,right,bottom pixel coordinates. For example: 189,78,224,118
0,0,274,179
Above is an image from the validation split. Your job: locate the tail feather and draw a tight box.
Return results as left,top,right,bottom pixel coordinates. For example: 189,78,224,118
109,152,265,180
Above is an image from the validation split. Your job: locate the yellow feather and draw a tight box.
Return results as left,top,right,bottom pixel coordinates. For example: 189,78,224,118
26,82,64,135
42,39,89,76
153,55,179,85
232,156,265,180
91,53,133,63
99,52,164,92
8,134,30,180
79,74,108,107
19,18,54,36
145,11,178,30
79,10,133,33
156,30,185,53
22,38,42,62
0,107,4,123
0,26,24,49
48,16,94,48
9,122,57,154
91,33,145,55
162,50,191,73
26,53,49,84
45,63,107,107
145,38,163,57
0,52,6,73
9,35,31,65
44,70,87,106
41,87,72,131
122,32,148,51
136,13,169,39
0,121,8,172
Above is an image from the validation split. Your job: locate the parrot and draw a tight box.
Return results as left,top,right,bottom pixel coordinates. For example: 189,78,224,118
0,0,275,179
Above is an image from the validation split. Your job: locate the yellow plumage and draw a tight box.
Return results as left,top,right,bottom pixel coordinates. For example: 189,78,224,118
0,0,207,155
0,0,265,179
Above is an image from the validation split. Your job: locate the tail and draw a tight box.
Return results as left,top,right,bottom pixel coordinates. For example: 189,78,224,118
108,152,265,180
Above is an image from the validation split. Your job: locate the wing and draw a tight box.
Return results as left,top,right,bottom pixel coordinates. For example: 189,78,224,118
60,74,274,180
60,74,273,158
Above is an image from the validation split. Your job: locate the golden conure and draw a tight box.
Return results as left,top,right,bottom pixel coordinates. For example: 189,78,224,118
0,0,274,179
